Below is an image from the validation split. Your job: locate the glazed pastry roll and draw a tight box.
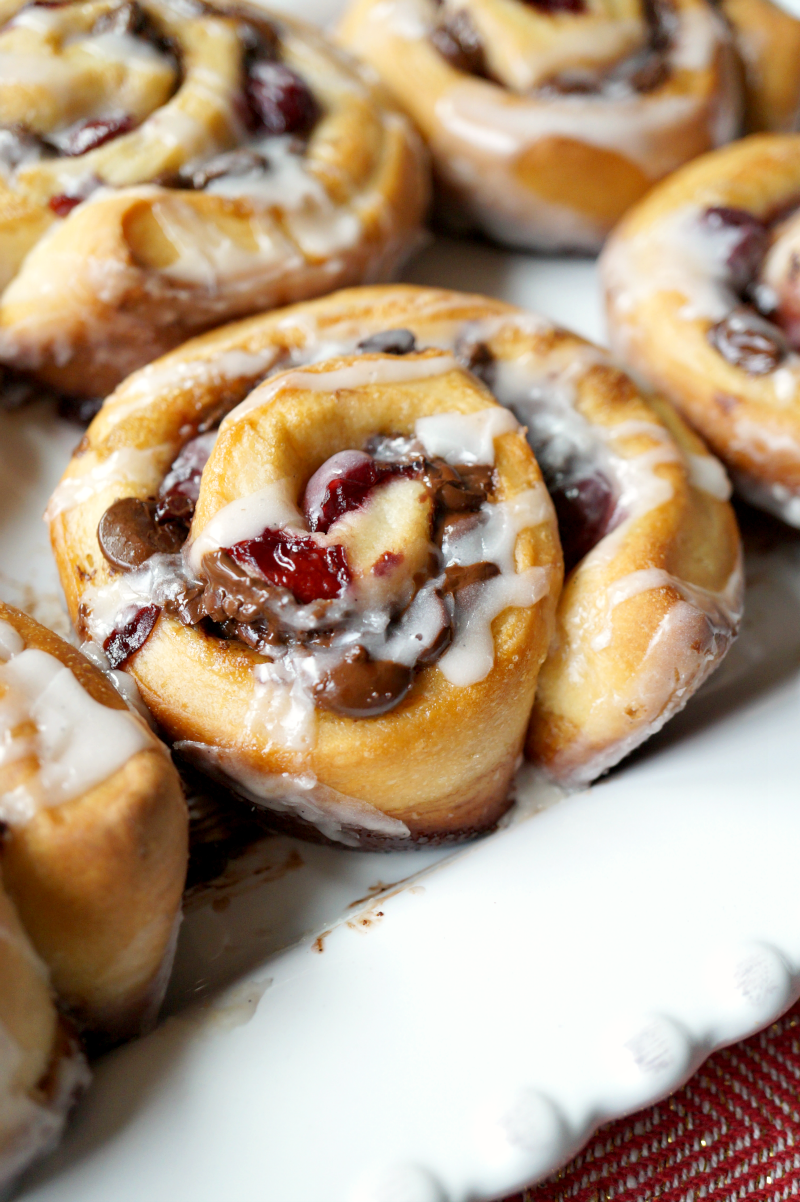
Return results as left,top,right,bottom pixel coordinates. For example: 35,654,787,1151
719,0,800,132
0,603,187,1041
602,133,800,527
0,873,88,1192
337,0,739,251
48,285,741,812
0,0,428,398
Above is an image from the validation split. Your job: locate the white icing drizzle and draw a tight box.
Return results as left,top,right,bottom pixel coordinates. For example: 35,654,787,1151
590,563,743,653
45,447,168,521
173,740,411,847
685,451,732,501
223,354,461,425
437,488,553,685
0,635,152,827
416,407,518,465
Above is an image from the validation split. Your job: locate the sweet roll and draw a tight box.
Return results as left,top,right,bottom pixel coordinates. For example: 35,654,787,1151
0,0,428,397
48,285,742,807
0,602,187,1040
602,133,800,527
337,0,739,251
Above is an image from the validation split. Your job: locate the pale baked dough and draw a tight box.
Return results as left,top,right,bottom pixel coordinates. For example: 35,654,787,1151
337,0,739,251
0,872,88,1192
48,285,741,807
0,602,187,1041
0,0,428,396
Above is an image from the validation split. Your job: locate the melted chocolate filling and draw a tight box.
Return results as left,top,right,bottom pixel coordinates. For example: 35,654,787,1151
312,646,414,717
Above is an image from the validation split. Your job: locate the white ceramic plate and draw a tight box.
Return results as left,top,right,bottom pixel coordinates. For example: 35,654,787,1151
7,5,800,1197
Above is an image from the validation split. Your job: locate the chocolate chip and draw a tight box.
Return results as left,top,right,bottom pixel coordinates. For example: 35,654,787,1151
520,0,585,11
97,497,186,571
708,307,786,375
702,208,769,296
178,147,269,190
103,603,160,669
0,366,44,410
313,646,413,717
441,560,500,595
57,394,103,425
357,329,417,355
430,10,488,77
456,338,495,388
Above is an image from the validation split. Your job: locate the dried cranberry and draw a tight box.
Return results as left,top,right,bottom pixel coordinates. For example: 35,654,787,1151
245,62,320,137
702,207,769,295
103,604,160,669
59,115,134,157
708,307,786,375
357,329,417,355
538,465,616,573
303,451,419,534
155,433,214,524
227,530,350,604
48,194,82,216
430,10,488,76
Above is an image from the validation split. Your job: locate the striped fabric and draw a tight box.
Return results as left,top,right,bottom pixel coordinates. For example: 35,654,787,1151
506,1000,800,1201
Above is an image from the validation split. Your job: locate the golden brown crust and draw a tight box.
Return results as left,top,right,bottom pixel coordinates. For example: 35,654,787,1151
0,1,429,395
49,284,741,800
721,0,800,132
601,133,800,526
337,0,739,251
0,602,188,1040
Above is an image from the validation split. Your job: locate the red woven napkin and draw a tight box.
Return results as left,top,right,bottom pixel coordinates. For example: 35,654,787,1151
503,998,800,1201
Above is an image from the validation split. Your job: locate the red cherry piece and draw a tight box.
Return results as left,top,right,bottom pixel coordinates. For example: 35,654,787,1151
48,194,83,216
702,207,769,296
103,603,161,669
60,115,134,157
304,451,419,534
245,62,320,136
548,471,617,573
227,530,351,604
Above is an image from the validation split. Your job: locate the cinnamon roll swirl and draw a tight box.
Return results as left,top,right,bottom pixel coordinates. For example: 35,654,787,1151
602,133,800,527
0,0,427,398
0,602,187,1041
337,0,739,251
48,285,741,811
